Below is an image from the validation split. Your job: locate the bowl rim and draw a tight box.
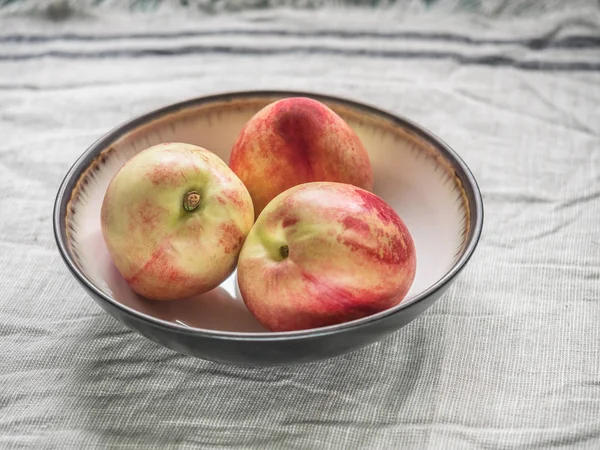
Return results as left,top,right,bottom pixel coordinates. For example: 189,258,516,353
53,89,484,341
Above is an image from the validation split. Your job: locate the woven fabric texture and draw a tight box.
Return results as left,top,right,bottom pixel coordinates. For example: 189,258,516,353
1,1,599,448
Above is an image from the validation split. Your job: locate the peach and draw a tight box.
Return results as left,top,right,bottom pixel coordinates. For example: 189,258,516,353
237,182,416,332
101,142,254,301
229,97,373,217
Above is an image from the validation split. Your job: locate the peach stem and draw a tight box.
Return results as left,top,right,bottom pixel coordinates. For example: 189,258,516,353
279,245,289,259
183,191,201,211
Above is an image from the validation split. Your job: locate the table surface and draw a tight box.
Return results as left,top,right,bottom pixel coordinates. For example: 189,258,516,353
1,1,599,448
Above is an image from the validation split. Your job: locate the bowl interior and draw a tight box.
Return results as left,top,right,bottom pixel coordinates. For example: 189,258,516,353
64,93,470,333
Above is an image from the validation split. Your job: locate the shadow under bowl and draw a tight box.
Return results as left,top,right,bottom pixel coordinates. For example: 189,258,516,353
54,90,483,366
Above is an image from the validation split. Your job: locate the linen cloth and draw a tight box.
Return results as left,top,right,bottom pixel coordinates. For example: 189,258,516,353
1,1,599,448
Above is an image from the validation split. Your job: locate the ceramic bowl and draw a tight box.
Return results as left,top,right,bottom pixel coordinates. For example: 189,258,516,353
53,90,483,366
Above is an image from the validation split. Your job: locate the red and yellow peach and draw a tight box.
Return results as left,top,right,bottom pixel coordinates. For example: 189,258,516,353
229,97,373,217
237,182,416,332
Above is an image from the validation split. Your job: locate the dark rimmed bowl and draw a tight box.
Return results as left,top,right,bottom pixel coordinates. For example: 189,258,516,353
53,90,483,366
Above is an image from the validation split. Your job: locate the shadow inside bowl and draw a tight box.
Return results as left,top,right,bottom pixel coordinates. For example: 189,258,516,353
91,228,266,332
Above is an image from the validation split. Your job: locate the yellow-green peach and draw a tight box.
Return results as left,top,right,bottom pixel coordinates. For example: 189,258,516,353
101,142,254,301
